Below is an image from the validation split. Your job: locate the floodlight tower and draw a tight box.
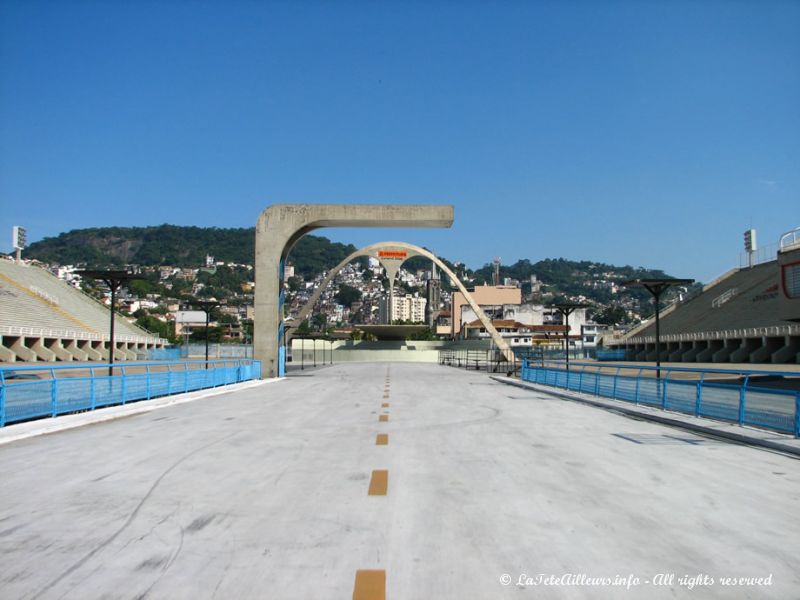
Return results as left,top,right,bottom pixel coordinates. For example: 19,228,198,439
12,226,26,264
744,229,757,268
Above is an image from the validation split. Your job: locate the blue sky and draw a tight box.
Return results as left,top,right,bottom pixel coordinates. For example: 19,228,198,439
1,1,797,282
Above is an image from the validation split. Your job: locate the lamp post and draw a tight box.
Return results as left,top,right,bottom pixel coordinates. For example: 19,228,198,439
191,299,221,368
76,270,144,376
622,278,694,378
548,302,591,370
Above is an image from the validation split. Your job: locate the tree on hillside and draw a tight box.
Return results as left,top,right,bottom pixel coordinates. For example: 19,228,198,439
311,313,327,332
593,305,631,326
335,284,362,306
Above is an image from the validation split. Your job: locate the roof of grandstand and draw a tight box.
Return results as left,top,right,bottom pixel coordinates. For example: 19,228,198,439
629,260,784,338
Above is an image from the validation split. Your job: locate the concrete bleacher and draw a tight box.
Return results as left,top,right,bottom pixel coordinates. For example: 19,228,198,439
615,260,800,364
0,259,165,363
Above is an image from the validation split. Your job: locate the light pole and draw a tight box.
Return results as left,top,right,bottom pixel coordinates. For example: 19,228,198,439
77,270,144,376
191,299,221,368
622,278,694,378
548,302,591,371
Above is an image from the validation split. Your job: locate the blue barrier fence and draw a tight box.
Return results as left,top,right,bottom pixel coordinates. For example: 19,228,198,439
0,359,262,427
521,361,800,437
144,347,182,361
595,349,628,361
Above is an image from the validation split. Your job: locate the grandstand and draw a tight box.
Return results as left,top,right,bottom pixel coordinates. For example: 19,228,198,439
0,259,165,362
613,252,800,364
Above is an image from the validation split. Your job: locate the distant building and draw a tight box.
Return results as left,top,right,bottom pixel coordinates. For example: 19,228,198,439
379,292,427,324
453,285,589,345
450,285,521,336
580,322,613,350
462,319,566,347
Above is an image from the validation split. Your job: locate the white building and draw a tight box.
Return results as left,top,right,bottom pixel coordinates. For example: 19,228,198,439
460,301,589,339
378,293,427,324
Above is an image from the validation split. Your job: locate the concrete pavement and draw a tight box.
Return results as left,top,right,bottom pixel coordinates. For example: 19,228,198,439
0,363,798,599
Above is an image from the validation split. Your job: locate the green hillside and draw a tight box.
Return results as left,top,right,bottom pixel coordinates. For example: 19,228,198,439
25,225,357,278
23,224,697,321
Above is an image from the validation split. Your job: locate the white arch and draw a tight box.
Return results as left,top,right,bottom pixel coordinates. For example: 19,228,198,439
286,241,514,362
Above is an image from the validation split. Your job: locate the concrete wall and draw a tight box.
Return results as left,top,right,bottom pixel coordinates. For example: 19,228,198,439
287,338,494,365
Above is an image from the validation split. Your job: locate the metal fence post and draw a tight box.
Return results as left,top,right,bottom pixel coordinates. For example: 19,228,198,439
612,368,620,399
184,362,189,393
695,373,704,417
121,366,127,404
634,369,642,405
661,371,670,410
738,375,749,427
795,393,800,438
90,367,96,410
0,374,5,427
146,365,151,400
50,369,58,417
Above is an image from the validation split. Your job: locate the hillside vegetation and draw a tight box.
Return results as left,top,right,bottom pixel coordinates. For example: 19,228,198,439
23,225,696,320
25,225,357,279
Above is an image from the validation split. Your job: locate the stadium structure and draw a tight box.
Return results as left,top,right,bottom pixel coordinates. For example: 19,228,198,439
0,259,166,362
611,227,800,364
1,226,798,366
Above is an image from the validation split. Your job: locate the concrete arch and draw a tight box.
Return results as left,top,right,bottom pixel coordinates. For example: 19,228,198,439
287,241,514,362
255,204,454,377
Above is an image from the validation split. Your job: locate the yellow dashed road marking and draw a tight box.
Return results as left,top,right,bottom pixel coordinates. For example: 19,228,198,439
368,470,388,496
376,433,388,445
379,415,388,422
353,570,385,600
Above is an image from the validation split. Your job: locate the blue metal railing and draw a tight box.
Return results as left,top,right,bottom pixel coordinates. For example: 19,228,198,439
521,361,800,437
0,359,262,427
